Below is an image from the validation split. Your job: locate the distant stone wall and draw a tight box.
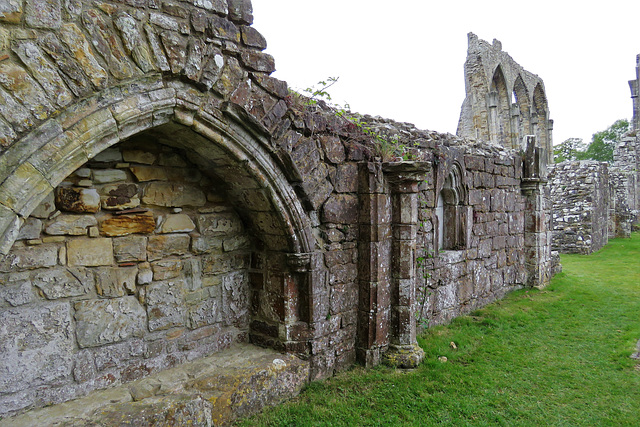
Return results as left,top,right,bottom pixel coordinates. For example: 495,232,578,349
549,161,610,254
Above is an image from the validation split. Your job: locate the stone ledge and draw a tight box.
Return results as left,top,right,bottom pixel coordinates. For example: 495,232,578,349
3,343,310,426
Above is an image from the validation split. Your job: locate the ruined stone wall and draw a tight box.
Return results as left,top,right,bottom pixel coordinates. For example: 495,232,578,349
0,137,257,414
611,135,640,236
417,145,527,327
457,33,553,162
549,161,610,254
0,0,557,420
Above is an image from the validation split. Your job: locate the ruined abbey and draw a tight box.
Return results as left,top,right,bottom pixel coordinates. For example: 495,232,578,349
0,0,637,424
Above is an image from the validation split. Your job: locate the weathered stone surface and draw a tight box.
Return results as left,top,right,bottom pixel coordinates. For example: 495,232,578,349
45,214,98,235
34,267,93,299
322,194,358,224
101,212,155,237
0,61,54,120
188,297,220,329
147,234,190,261
0,272,34,307
0,0,23,24
93,169,128,184
60,23,108,88
114,12,156,73
146,279,186,331
67,237,114,266
101,183,141,210
151,258,182,280
56,187,101,213
160,214,196,233
123,150,157,165
320,135,345,164
129,165,168,182
196,212,242,235
25,0,61,29
113,235,147,263
227,0,252,24
31,191,56,219
96,267,137,297
13,41,73,107
0,303,73,393
17,217,42,240
143,182,206,207
74,296,147,347
0,244,58,272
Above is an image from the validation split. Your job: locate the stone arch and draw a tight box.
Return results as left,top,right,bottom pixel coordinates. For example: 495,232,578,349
489,65,512,147
0,80,312,257
513,74,531,149
436,162,468,251
533,83,550,158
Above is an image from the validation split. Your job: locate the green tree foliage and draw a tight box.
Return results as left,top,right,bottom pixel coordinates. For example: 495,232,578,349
584,119,630,162
553,119,630,163
553,137,586,162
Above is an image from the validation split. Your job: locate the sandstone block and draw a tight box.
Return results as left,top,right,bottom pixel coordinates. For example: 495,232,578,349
96,267,138,297
101,183,141,210
113,235,147,263
101,212,155,237
17,217,42,240
160,214,196,233
25,0,61,28
0,244,58,272
92,169,128,184
0,0,22,24
67,238,114,266
129,165,168,182
143,182,206,207
60,23,108,88
34,267,93,299
147,234,190,261
0,272,34,306
196,212,243,235
0,303,73,393
151,259,183,280
188,297,220,329
30,191,56,219
92,148,123,163
45,214,98,235
322,194,358,224
56,187,101,213
123,150,157,165
146,279,186,331
74,296,147,347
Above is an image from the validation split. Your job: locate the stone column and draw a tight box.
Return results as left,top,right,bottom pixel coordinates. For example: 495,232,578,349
521,135,552,288
381,162,430,368
357,162,391,367
488,91,499,145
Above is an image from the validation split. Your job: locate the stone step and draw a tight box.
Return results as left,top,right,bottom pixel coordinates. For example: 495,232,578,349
2,343,309,426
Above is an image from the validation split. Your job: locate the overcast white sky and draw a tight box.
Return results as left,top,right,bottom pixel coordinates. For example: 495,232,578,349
252,1,640,146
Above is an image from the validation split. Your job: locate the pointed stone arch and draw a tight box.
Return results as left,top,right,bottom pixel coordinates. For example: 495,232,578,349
513,74,531,149
489,65,512,147
533,83,551,160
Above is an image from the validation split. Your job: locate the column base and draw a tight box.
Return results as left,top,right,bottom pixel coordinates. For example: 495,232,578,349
382,343,425,369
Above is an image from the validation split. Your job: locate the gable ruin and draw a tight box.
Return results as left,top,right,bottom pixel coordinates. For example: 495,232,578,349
0,1,622,422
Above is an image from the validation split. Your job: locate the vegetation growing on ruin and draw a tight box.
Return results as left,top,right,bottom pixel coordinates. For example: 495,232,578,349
242,233,640,426
287,77,416,162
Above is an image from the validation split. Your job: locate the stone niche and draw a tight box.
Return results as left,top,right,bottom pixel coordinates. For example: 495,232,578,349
0,136,257,415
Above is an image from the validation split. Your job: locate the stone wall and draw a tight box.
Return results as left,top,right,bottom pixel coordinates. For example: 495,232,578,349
457,33,553,162
0,137,256,414
549,161,610,254
0,0,558,420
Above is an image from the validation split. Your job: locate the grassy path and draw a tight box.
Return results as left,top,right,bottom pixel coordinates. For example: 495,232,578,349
243,233,640,426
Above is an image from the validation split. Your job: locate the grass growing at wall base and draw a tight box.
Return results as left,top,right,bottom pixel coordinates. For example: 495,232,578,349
241,233,640,426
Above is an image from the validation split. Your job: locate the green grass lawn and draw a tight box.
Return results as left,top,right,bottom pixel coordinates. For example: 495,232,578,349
242,233,640,426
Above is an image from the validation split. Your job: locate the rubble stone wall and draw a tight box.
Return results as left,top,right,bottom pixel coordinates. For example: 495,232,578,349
0,0,557,420
549,161,610,254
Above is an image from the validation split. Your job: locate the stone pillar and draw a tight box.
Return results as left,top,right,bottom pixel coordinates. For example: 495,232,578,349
381,162,430,368
510,103,521,150
629,54,640,131
521,135,552,288
488,91,499,145
357,162,391,367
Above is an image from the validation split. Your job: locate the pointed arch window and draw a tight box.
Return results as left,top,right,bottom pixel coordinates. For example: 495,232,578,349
436,164,468,251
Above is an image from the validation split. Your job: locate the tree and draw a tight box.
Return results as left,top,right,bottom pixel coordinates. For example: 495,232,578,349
583,119,630,163
553,137,587,163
